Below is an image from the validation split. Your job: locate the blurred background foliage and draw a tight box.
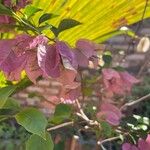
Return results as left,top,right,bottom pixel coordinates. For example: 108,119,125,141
30,0,150,44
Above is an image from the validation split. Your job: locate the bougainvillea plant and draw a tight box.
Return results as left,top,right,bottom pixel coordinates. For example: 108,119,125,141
0,1,150,150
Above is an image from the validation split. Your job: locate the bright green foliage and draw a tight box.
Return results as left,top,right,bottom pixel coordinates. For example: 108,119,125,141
0,3,12,15
50,104,72,124
100,121,112,137
31,0,150,45
2,98,20,110
0,86,16,108
15,108,48,139
24,5,42,19
0,72,7,87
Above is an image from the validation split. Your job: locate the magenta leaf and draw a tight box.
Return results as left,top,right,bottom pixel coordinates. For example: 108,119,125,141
37,44,60,78
0,40,26,73
97,102,122,126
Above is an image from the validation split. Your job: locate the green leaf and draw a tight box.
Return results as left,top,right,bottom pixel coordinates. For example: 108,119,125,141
26,133,54,150
38,24,53,32
54,104,72,117
24,5,42,19
0,3,12,16
39,13,59,24
102,51,112,66
50,26,59,37
11,0,17,6
57,18,81,34
0,115,10,122
50,104,72,124
0,86,16,108
100,121,112,137
15,77,32,92
137,124,148,131
15,108,48,139
2,98,20,110
0,71,7,88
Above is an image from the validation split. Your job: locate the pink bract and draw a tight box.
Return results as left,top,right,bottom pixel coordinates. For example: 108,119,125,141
0,15,14,24
97,102,122,126
37,40,77,78
37,44,61,78
122,143,139,150
122,134,150,150
58,69,81,102
74,39,103,68
3,0,31,10
0,34,43,83
102,68,139,96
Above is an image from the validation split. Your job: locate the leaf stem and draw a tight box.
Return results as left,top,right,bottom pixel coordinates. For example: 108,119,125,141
47,121,74,131
120,93,150,110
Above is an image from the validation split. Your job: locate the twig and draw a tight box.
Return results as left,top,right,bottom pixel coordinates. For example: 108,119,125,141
119,0,148,64
97,136,121,145
47,121,74,131
135,0,149,34
98,132,129,147
120,93,150,110
75,99,90,121
137,51,150,78
75,99,100,127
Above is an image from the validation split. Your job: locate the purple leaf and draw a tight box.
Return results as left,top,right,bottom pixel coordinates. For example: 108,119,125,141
37,44,60,78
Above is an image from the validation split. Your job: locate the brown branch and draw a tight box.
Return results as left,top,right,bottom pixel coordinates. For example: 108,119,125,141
75,99,100,127
47,121,74,131
97,133,128,146
75,99,90,121
47,99,99,132
97,136,121,146
135,0,149,34
121,93,150,110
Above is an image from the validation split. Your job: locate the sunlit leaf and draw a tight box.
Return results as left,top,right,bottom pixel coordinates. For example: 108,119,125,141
0,72,7,88
30,0,150,45
58,19,82,34
0,3,12,16
24,5,42,19
39,13,59,24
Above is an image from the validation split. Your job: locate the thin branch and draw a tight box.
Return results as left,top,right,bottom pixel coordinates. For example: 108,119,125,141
75,99,90,121
98,133,129,146
76,112,89,122
97,136,121,146
121,93,150,110
120,0,148,64
135,0,149,34
47,121,74,131
137,51,150,78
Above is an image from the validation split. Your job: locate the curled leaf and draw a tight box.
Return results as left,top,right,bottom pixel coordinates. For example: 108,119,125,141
137,37,150,53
